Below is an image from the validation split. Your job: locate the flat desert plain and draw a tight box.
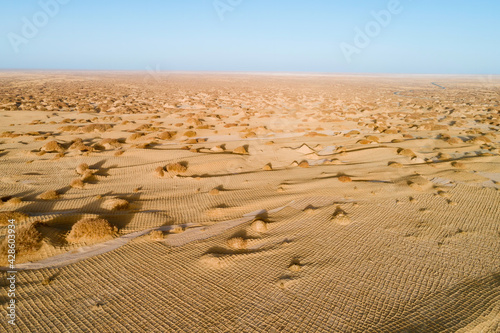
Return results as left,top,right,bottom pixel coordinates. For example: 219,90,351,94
0,72,499,332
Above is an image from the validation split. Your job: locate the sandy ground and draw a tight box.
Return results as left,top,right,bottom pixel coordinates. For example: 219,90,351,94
0,72,499,332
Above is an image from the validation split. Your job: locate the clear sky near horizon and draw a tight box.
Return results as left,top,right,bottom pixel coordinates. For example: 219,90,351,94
0,0,499,74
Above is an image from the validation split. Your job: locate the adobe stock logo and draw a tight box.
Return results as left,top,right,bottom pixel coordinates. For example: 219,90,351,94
213,0,243,21
7,0,71,53
340,0,408,63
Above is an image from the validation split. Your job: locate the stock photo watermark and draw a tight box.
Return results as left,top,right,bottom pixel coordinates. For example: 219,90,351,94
340,0,408,63
7,0,71,53
213,0,243,21
5,218,17,326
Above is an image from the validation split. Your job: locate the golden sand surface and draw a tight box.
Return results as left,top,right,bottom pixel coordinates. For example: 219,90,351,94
0,72,499,332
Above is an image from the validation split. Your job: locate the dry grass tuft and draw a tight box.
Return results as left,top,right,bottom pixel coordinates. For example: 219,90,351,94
169,226,184,234
99,138,122,149
102,198,129,211
5,197,22,205
41,140,64,152
37,190,60,200
332,207,351,225
338,175,352,183
67,217,118,243
166,163,187,173
76,163,89,175
80,170,94,181
0,211,29,226
227,237,247,250
149,230,164,241
70,178,85,189
0,222,44,256
82,124,113,133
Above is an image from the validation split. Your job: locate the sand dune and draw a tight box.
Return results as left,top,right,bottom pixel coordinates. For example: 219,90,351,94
0,72,499,332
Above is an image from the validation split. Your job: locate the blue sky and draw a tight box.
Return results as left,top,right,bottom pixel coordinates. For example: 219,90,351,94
0,0,499,74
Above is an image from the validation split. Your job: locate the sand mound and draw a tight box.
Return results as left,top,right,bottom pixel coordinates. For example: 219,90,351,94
102,198,130,211
227,237,247,250
209,188,220,195
66,217,118,243
0,211,29,226
183,131,197,138
155,166,165,177
262,163,273,171
251,220,267,233
37,190,60,200
398,148,417,158
299,161,310,168
388,161,403,168
233,146,248,155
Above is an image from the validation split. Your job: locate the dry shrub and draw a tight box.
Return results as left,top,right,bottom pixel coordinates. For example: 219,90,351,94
99,138,121,149
338,175,352,183
76,163,89,175
169,226,184,234
0,222,44,256
69,141,92,152
80,170,95,181
70,179,85,189
102,198,129,211
67,218,118,243
149,230,164,241
5,197,22,205
58,125,80,132
227,237,247,250
166,163,187,173
82,124,113,133
37,190,59,200
41,140,64,152
0,211,29,226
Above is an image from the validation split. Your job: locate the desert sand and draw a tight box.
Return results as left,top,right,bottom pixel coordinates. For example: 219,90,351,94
0,71,499,332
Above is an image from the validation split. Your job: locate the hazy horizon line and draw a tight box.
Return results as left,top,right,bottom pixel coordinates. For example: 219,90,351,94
0,68,498,77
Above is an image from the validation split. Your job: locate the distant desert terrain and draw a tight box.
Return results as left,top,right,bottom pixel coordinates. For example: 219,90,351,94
1,72,499,332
